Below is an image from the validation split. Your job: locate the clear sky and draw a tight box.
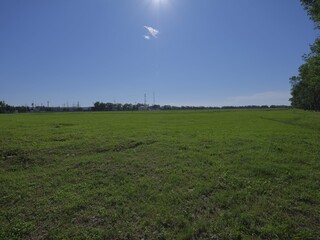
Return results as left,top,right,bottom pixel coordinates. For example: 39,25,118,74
0,0,318,107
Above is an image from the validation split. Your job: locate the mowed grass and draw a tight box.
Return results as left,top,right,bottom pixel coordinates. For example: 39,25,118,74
0,110,320,239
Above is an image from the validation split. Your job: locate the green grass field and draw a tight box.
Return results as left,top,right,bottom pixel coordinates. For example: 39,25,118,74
1,110,320,239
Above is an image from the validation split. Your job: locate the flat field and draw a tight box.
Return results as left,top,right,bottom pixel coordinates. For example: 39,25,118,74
1,110,320,239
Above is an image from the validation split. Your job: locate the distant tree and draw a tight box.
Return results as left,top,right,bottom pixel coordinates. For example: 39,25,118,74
290,1,320,110
93,102,99,111
115,103,123,111
150,104,161,110
161,105,172,110
0,101,6,113
93,102,107,111
105,103,113,111
123,103,133,111
15,106,30,113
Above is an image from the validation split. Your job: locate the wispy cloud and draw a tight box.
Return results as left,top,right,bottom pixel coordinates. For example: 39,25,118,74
218,91,291,106
144,26,159,39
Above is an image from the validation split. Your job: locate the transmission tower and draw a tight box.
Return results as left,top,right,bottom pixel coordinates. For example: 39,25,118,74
144,93,147,106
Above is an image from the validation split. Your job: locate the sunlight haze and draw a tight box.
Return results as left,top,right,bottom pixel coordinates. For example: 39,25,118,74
0,0,317,107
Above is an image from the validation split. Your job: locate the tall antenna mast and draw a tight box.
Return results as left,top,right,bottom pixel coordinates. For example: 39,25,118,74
144,93,147,106
153,92,155,105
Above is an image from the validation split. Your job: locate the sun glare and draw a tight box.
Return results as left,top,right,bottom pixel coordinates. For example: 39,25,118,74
150,0,170,8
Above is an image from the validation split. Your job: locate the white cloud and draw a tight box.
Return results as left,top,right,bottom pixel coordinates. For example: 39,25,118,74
144,26,159,38
219,91,291,106
144,35,150,40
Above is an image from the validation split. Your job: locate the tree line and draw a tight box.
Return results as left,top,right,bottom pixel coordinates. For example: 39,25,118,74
0,100,290,113
290,0,320,111
0,101,30,113
91,102,288,111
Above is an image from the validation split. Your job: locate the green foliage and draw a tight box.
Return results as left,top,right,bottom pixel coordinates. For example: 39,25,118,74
0,101,30,113
290,39,320,110
301,0,320,28
290,1,320,110
0,110,320,239
0,101,5,113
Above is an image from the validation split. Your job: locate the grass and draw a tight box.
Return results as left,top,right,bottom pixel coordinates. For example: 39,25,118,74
0,109,320,239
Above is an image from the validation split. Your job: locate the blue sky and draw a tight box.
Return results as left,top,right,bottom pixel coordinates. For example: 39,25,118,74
0,0,318,107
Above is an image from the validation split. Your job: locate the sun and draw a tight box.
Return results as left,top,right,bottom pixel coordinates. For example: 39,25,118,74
152,0,167,3
144,0,172,12
150,0,170,8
